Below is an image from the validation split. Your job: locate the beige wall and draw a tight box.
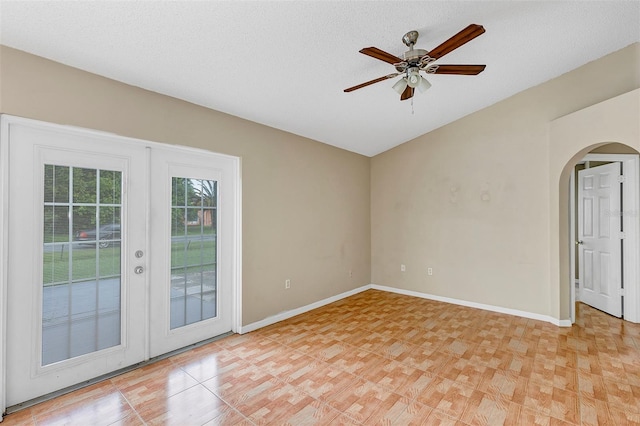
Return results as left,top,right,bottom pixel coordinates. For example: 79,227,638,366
0,45,371,326
591,142,639,154
371,43,639,320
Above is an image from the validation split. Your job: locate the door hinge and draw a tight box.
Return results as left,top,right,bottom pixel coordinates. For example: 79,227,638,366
619,288,626,296
620,232,626,240
618,175,625,183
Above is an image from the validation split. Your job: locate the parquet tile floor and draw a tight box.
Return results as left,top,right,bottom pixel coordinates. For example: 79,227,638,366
4,290,640,425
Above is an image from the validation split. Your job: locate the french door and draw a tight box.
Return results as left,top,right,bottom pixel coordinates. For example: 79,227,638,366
148,147,234,357
1,116,238,408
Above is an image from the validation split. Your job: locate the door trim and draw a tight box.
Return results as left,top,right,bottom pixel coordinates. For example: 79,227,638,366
0,114,242,415
570,153,640,323
0,116,9,420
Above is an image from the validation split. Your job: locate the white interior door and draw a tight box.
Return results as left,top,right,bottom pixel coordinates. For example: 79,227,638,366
578,162,623,317
4,118,148,406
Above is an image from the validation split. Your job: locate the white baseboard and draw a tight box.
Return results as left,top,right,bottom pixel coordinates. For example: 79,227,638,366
238,285,372,334
238,283,572,334
557,319,572,327
371,284,572,327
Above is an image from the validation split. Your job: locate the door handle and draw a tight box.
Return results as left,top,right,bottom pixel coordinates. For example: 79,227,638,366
576,240,584,245
134,266,144,274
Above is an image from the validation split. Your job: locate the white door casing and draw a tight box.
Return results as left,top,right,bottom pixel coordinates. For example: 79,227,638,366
578,162,622,317
0,115,240,411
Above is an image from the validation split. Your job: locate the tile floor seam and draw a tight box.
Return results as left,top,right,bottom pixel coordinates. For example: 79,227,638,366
110,383,148,426
206,392,256,426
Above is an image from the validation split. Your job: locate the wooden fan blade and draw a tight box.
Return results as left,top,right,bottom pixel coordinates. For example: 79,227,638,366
360,47,404,65
432,64,486,75
344,74,398,92
428,24,485,60
400,86,414,101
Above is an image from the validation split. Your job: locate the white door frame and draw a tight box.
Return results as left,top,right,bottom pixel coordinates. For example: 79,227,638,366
0,116,9,422
0,115,242,417
569,153,640,323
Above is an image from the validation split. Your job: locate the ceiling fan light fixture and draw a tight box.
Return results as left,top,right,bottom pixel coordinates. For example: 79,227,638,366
406,68,421,88
392,78,408,94
417,76,431,93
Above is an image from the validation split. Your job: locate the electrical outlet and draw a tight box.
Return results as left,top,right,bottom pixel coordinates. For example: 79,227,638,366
401,264,406,272
427,267,433,276
285,279,291,289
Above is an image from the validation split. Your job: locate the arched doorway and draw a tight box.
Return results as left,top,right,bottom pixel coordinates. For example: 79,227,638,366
564,143,640,323
549,88,640,326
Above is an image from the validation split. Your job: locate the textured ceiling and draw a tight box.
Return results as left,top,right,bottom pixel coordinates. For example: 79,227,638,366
1,1,639,157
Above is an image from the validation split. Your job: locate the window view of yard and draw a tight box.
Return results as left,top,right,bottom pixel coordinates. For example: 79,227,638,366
170,177,218,329
42,231,216,285
40,165,219,364
41,164,125,365
42,170,218,287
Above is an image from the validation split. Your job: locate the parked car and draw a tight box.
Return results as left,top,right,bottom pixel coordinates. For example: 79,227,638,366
74,224,121,248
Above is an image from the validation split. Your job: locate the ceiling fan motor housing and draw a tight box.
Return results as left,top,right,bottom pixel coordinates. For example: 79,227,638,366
404,49,428,64
395,48,429,72
400,30,430,69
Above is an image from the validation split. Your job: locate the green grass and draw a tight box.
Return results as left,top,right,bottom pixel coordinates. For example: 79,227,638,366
171,240,216,274
43,225,211,244
43,234,73,244
42,239,216,285
174,226,214,237
43,246,120,285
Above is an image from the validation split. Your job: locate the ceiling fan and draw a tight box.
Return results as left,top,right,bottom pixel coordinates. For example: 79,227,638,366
344,24,486,101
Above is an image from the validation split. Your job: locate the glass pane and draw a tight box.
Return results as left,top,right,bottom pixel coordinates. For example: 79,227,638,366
99,207,121,248
54,165,70,203
171,177,186,207
202,215,215,236
186,207,199,224
170,177,218,329
73,205,96,242
100,170,121,204
44,165,70,203
44,165,54,203
43,201,72,286
186,179,200,207
72,249,97,282
42,165,123,366
72,168,97,203
44,205,70,243
172,207,186,236
201,180,216,207
100,245,121,278
42,243,70,285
